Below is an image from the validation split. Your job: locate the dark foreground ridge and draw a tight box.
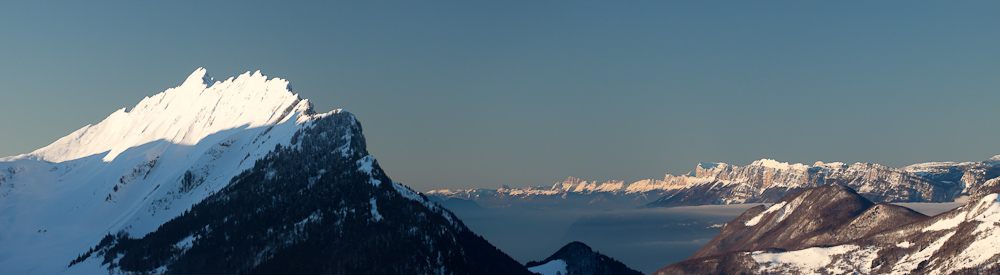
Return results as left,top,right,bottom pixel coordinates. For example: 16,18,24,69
689,184,927,259
656,184,1000,274
527,241,644,275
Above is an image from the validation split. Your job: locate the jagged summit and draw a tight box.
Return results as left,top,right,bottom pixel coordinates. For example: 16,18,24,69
21,68,320,163
648,156,1000,207
185,67,216,88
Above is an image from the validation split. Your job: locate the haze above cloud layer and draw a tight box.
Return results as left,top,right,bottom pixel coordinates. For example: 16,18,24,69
1,1,997,191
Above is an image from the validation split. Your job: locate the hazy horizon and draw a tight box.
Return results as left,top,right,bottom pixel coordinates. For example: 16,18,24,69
2,1,998,192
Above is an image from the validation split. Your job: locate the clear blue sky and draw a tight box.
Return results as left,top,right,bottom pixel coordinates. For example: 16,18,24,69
1,1,997,191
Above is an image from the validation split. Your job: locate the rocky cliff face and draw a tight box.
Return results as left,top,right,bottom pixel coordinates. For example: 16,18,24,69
648,158,1000,207
430,157,1000,210
656,184,1000,275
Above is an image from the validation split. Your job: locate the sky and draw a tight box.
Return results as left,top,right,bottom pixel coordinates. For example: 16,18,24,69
1,1,998,191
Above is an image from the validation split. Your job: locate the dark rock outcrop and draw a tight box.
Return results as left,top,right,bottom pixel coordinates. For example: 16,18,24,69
526,241,643,275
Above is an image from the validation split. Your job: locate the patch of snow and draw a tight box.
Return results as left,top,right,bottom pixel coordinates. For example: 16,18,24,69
335,131,353,157
370,197,383,222
890,231,956,275
356,155,375,174
752,245,858,273
393,182,461,229
896,241,912,248
752,159,809,171
813,161,847,169
27,68,309,163
948,224,1000,272
527,259,568,275
593,180,624,192
393,182,423,202
173,234,197,252
922,194,1000,232
745,201,787,227
356,155,381,186
295,211,322,228
902,161,960,173
826,245,881,274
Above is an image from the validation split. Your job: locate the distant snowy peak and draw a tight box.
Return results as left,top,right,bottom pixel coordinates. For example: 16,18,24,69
23,68,319,163
694,159,848,178
428,175,687,198
430,156,1000,209
652,156,1000,207
749,159,810,171
425,175,689,209
552,175,689,194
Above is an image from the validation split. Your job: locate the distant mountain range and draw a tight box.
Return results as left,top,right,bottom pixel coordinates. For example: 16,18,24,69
428,157,1000,209
427,175,687,209
656,183,1000,274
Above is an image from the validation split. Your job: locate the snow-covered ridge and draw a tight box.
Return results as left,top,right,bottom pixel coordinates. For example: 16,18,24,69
651,155,1000,207
740,192,1000,274
0,69,341,274
660,182,1000,274
432,155,1000,209
13,68,312,163
744,201,786,227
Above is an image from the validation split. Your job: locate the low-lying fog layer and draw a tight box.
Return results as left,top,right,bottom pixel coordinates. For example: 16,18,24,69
445,204,756,273
445,201,965,274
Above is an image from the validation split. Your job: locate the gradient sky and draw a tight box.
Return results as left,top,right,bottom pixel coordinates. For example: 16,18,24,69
1,1,998,191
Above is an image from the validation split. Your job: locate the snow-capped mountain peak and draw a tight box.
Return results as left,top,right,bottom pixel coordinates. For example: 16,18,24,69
1,69,530,274
22,68,312,163
182,67,216,88
749,159,809,171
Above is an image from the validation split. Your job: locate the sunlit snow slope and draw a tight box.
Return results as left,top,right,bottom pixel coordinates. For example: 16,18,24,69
0,69,329,273
656,184,1000,274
